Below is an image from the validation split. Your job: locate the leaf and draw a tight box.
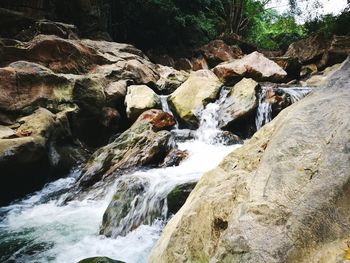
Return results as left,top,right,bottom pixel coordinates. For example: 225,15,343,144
346,247,350,260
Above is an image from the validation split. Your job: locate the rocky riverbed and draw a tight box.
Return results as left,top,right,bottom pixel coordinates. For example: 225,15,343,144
0,5,349,263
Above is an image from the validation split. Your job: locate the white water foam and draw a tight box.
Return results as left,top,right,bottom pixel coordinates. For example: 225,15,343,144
0,98,240,263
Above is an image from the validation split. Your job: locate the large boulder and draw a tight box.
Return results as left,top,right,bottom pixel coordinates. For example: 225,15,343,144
218,78,260,129
213,52,287,84
149,59,350,262
219,78,260,135
0,61,74,113
199,40,243,68
78,111,174,188
1,35,106,74
0,108,83,204
285,34,329,64
125,85,161,120
169,70,222,128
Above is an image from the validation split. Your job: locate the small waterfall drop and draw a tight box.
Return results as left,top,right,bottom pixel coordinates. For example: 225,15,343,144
195,87,231,144
0,92,240,263
255,87,273,130
160,95,179,129
256,86,312,130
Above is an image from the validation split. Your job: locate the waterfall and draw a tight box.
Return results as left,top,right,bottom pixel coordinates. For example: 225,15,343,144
280,87,313,103
255,87,273,130
0,97,239,263
256,86,312,130
195,87,231,144
160,95,179,129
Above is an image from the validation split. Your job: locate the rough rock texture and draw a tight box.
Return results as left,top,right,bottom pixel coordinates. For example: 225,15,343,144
125,85,161,120
156,65,189,95
0,108,85,204
200,40,243,68
213,52,287,84
149,58,350,263
137,109,175,131
218,78,260,129
0,61,74,113
285,34,330,64
78,112,173,188
169,70,222,128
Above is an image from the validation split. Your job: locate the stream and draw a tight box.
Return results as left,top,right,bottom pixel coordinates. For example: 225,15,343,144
0,85,311,263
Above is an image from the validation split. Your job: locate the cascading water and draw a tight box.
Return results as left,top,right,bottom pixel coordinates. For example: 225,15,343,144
160,95,178,129
255,87,273,130
0,96,239,263
256,86,312,130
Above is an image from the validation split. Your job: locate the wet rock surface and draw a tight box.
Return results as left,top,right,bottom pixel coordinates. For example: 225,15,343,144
169,70,222,128
149,58,350,263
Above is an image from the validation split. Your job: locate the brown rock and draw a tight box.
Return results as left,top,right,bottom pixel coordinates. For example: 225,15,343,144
149,57,350,263
213,52,287,84
319,35,350,69
136,109,175,131
191,56,209,71
200,40,242,68
285,34,330,64
0,61,73,113
174,58,193,71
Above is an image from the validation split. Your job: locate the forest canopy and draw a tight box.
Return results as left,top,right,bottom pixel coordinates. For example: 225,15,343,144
110,0,350,51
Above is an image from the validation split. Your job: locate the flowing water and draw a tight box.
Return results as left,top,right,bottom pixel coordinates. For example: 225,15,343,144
0,85,312,262
256,86,312,130
0,98,239,263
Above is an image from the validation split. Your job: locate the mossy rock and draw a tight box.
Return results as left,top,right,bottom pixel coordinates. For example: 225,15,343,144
77,256,124,263
167,182,197,216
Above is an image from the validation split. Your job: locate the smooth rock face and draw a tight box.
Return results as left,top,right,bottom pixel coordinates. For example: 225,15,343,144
149,59,350,263
213,51,287,84
169,70,222,128
218,78,260,129
125,85,161,120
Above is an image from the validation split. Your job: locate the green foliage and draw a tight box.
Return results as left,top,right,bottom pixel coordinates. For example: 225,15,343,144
304,9,350,38
110,0,349,51
245,8,305,51
111,0,222,49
